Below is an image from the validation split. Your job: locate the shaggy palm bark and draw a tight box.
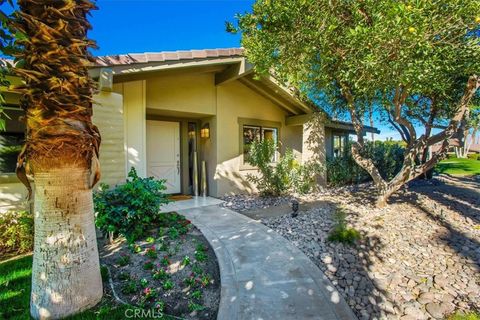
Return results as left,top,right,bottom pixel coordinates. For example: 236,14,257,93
12,1,102,318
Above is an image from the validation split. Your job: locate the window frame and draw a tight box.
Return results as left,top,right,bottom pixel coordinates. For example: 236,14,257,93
238,118,281,170
332,133,346,158
0,105,25,182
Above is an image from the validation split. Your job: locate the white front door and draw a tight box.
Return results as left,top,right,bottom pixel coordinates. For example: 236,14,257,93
146,120,181,194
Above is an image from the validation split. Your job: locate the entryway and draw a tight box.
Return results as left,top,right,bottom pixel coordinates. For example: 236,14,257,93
146,120,181,194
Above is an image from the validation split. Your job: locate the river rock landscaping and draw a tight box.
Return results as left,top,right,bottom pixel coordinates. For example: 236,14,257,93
225,175,480,320
99,212,220,320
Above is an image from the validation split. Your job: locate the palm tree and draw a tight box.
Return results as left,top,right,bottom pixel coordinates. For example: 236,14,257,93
12,0,103,318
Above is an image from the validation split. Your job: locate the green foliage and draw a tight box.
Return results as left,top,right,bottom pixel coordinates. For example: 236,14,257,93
246,139,322,195
195,250,208,263
152,268,169,281
94,167,170,242
100,266,109,282
328,209,360,245
234,0,480,108
188,302,205,312
145,246,157,259
118,272,130,281
467,153,479,161
0,255,32,319
116,254,130,267
121,280,138,294
162,280,174,290
191,290,202,300
182,256,191,266
448,311,480,320
143,261,154,270
436,157,480,176
0,210,33,257
327,140,405,186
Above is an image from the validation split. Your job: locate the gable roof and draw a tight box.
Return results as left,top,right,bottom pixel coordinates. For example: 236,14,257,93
95,48,244,67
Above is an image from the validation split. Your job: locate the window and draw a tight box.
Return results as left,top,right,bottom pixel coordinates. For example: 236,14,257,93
0,107,25,174
242,125,278,163
333,134,344,158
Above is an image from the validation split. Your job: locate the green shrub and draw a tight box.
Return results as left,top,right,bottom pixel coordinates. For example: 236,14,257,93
246,139,322,195
94,167,170,242
0,210,34,258
448,311,480,320
327,140,405,186
328,209,360,245
467,153,479,161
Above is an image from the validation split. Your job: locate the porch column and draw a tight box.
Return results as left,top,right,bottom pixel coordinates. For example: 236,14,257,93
302,115,327,186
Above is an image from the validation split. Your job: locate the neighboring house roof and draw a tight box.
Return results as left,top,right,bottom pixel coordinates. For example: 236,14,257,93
431,138,480,153
327,119,380,134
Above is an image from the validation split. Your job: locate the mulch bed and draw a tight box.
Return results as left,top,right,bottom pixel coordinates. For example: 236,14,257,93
99,212,220,320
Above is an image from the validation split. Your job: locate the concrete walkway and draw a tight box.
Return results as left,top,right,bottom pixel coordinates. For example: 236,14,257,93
176,205,357,320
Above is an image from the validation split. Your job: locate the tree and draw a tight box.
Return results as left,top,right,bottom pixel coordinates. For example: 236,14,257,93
232,0,480,207
455,105,480,158
8,0,103,318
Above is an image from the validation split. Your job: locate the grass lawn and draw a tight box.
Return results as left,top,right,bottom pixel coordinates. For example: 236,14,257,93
0,255,166,319
436,157,480,176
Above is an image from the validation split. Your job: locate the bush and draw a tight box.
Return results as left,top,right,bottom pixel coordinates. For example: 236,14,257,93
246,139,322,195
0,210,34,258
467,153,479,161
327,140,405,186
328,209,360,245
94,167,170,242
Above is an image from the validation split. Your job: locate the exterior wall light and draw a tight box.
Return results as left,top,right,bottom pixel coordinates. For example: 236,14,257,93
200,123,210,139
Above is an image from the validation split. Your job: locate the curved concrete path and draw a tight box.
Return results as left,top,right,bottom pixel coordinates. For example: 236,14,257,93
176,204,357,320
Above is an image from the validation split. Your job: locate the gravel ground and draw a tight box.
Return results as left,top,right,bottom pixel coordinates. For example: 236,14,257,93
220,194,294,212
223,175,480,320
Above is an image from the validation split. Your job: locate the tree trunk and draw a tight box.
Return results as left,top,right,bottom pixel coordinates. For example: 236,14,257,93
30,166,102,319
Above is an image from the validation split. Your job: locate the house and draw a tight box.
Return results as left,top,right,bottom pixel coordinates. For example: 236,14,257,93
0,48,379,212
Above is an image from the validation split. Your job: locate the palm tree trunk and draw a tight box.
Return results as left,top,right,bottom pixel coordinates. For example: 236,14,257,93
30,166,102,319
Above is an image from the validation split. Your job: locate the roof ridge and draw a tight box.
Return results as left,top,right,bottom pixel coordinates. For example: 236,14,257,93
95,47,244,67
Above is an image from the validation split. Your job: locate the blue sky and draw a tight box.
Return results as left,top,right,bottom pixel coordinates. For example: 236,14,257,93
89,0,253,56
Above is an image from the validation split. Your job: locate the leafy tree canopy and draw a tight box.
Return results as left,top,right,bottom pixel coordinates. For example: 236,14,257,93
231,0,480,206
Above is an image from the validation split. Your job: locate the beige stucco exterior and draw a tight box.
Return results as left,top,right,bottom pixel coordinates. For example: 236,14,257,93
2,51,369,211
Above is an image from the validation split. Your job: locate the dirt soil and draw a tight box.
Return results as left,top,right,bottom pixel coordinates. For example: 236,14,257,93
99,214,220,320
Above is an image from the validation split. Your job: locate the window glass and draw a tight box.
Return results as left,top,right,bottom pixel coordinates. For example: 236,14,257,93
262,127,278,162
243,125,278,164
243,125,261,163
0,108,25,173
333,135,343,158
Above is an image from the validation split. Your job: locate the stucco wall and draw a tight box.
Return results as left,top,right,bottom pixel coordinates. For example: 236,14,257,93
121,80,147,177
92,91,126,187
214,80,303,197
146,73,216,116
0,90,126,213
0,178,30,213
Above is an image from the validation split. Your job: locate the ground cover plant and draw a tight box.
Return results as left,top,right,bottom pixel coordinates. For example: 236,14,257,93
0,210,33,260
0,255,179,320
100,211,220,320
